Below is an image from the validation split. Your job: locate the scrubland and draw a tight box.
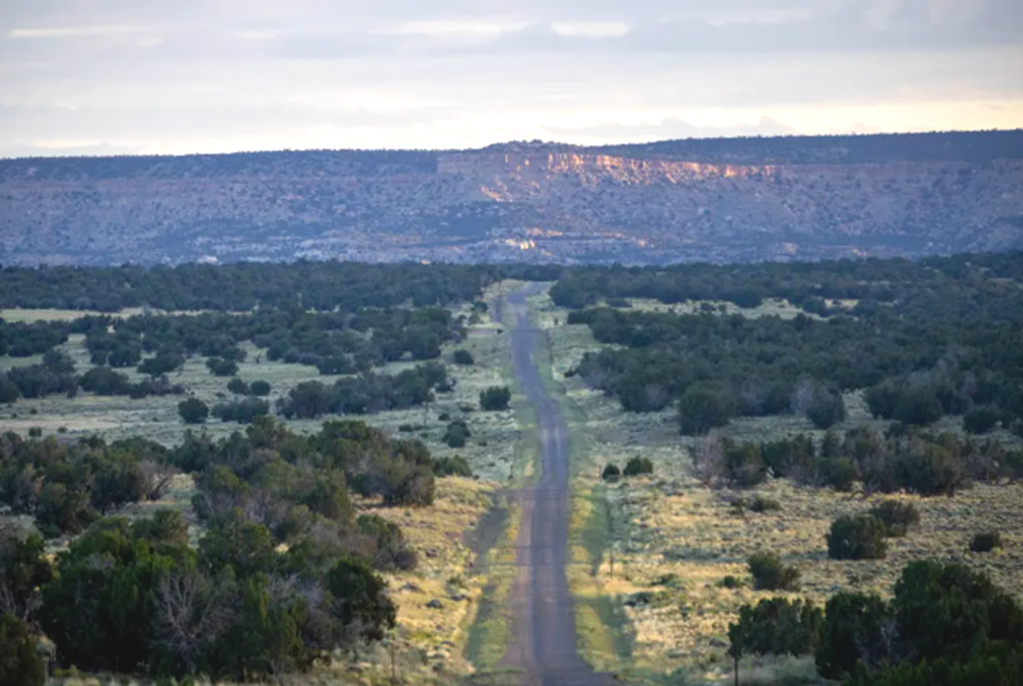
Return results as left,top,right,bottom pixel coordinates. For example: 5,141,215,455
531,289,1023,684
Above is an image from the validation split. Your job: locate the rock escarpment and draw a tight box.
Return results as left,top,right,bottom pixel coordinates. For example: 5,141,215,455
1,131,1021,265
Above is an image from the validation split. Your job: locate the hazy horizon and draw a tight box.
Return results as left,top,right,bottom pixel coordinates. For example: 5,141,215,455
1,0,1021,157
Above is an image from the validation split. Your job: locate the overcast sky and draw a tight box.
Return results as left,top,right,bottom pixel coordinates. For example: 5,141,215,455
0,0,1020,156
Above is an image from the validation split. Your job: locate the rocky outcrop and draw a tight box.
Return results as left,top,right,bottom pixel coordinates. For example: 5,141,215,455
1,131,1021,265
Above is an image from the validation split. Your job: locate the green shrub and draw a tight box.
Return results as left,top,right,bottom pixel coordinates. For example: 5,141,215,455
0,613,45,686
827,514,888,560
479,386,511,411
728,597,822,681
747,551,800,591
969,531,1002,553
622,456,654,477
677,382,734,435
177,397,209,424
249,380,272,396
205,357,238,377
452,349,474,366
27,427,42,438
226,377,249,394
720,575,744,589
868,500,920,537
815,591,893,680
807,388,846,429
723,441,766,487
442,420,471,448
822,457,859,492
601,463,621,481
433,456,473,478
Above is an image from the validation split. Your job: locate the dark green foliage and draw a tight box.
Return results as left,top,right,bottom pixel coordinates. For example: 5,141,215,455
356,515,417,571
728,597,822,673
453,349,475,365
479,386,511,411
822,457,859,492
0,613,45,686
807,388,846,429
324,556,396,643
41,350,75,375
760,435,816,479
138,350,184,378
442,419,471,448
249,380,272,396
622,457,654,477
747,551,800,591
0,523,52,622
561,253,1023,437
815,592,894,679
206,357,238,377
963,406,1000,434
827,515,888,560
0,434,164,536
868,500,921,538
893,560,1023,664
831,560,1023,685
969,532,1002,553
278,364,447,419
720,575,743,589
79,366,132,395
844,646,1023,686
226,377,249,395
601,463,621,481
211,397,269,423
0,320,69,357
40,515,195,673
0,376,19,403
722,440,767,487
35,503,399,681
677,382,734,435
5,365,77,399
177,397,209,424
433,456,472,478
891,386,945,426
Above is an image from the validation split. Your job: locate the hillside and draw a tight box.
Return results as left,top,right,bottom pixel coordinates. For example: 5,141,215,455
1,130,1022,265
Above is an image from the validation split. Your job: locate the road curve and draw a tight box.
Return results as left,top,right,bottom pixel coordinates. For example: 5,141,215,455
498,284,616,686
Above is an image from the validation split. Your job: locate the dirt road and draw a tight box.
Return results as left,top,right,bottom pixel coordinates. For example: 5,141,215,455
498,284,615,686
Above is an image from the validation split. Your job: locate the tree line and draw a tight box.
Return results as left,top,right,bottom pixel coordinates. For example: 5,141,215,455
0,261,561,312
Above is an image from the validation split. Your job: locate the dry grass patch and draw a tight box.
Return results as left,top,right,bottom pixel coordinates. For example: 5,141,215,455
359,477,497,678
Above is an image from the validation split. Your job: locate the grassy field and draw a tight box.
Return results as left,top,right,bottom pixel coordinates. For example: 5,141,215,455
527,290,1023,685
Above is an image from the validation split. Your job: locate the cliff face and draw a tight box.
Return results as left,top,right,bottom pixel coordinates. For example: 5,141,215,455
1,131,1022,265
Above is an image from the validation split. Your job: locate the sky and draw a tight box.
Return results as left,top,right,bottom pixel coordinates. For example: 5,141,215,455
0,0,1021,156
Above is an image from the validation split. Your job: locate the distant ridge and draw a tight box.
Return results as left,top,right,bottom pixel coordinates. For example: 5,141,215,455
1,130,1022,266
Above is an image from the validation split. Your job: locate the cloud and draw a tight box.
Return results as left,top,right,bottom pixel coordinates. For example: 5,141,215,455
0,0,1020,154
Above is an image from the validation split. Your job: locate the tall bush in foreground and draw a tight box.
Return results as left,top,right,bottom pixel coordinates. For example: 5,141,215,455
728,598,822,685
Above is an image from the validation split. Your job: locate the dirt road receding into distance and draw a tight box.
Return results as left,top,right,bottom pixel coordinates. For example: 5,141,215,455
497,284,616,686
